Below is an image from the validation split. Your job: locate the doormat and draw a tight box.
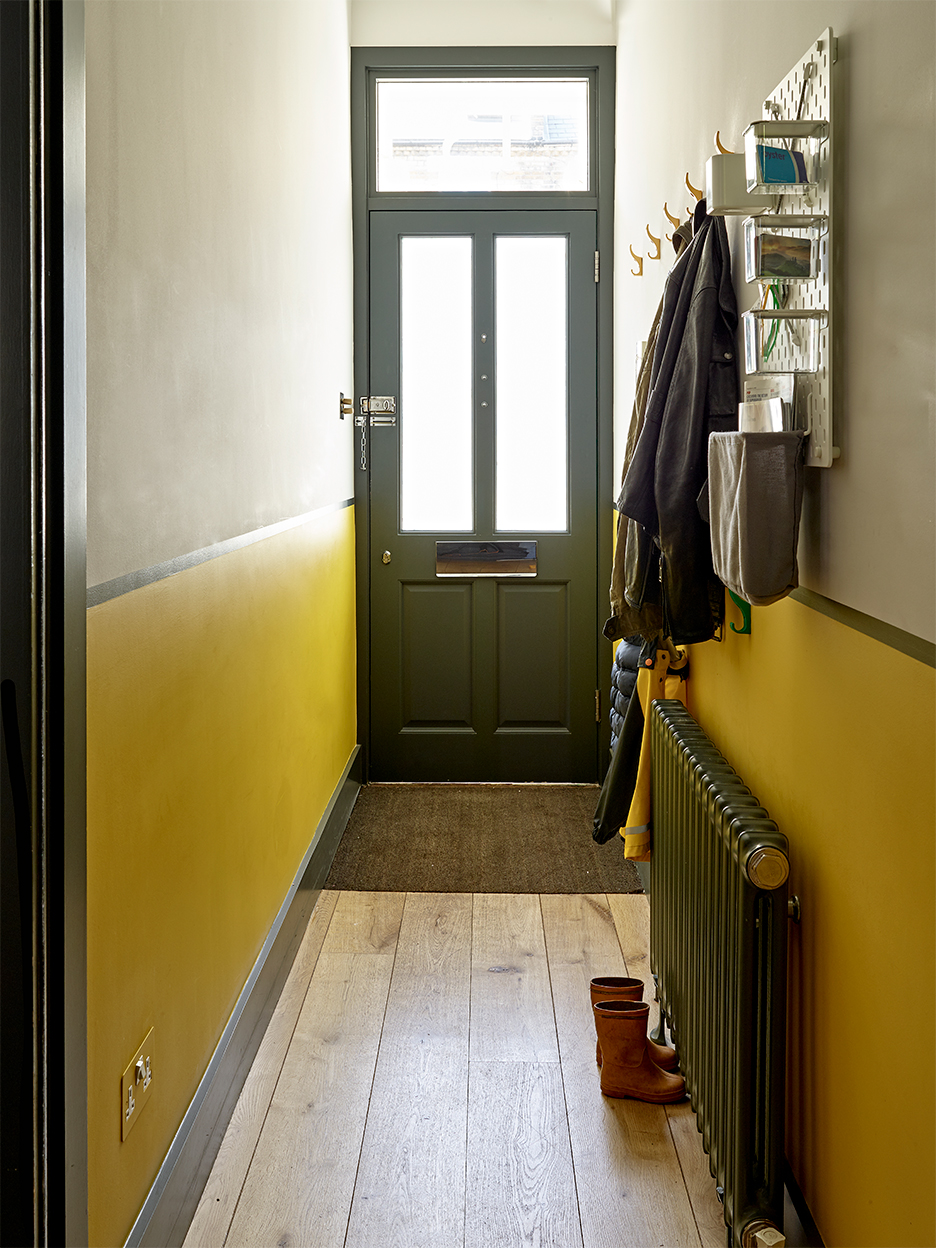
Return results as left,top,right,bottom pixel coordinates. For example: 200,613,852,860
323,783,643,894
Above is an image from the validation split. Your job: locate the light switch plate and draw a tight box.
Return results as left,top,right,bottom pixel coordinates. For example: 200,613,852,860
120,1027,154,1140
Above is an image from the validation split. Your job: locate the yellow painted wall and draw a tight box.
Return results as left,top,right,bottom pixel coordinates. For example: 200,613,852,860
86,508,356,1247
687,599,935,1247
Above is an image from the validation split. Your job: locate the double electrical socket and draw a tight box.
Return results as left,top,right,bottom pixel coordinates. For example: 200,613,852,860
121,1027,155,1140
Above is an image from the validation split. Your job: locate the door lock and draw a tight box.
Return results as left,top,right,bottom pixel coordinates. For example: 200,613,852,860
382,551,392,564
356,396,397,427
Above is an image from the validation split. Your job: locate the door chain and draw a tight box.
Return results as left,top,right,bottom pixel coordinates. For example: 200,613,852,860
356,397,397,471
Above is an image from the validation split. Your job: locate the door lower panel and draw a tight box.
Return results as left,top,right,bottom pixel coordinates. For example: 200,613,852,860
497,583,569,730
373,576,590,781
400,583,473,729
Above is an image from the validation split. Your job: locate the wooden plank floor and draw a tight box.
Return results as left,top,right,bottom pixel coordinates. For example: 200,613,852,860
184,891,726,1248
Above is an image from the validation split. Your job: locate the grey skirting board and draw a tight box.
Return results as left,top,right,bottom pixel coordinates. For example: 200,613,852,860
125,745,362,1248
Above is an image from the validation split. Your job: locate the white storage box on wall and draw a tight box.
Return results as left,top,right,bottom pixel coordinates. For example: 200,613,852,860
705,153,777,216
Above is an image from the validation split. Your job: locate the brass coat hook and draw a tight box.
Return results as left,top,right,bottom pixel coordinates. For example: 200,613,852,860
685,172,703,201
629,243,644,277
714,131,736,155
646,225,662,261
663,201,681,242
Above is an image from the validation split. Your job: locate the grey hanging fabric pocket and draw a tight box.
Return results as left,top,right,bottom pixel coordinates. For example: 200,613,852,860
707,430,809,606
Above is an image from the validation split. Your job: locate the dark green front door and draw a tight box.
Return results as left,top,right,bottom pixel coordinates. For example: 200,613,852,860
368,211,598,781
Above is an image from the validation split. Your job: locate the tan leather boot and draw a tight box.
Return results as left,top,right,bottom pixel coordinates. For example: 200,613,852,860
589,976,678,1071
592,1000,686,1103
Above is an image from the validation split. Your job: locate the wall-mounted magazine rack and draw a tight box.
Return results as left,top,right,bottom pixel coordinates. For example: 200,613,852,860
750,28,838,467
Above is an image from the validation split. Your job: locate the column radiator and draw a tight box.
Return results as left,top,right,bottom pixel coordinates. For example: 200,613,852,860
649,700,791,1248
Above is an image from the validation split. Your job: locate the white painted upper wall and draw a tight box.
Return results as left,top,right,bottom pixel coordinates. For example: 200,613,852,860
614,0,935,642
86,0,354,586
87,0,934,641
350,0,615,46
355,0,934,641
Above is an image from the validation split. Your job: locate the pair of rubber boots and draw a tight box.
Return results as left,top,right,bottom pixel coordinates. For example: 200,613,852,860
590,976,685,1103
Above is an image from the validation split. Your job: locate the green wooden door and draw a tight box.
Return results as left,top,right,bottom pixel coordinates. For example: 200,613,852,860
368,211,598,781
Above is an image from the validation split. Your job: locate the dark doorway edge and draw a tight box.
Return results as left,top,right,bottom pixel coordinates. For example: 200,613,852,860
125,745,362,1248
784,1160,826,1247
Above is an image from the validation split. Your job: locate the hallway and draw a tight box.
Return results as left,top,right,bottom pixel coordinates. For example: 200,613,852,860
184,890,725,1247
60,3,935,1245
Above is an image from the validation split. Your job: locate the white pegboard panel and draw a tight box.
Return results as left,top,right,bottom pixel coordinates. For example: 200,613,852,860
760,28,838,466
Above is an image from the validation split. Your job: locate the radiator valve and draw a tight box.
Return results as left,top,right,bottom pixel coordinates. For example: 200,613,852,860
745,845,789,890
742,1220,786,1248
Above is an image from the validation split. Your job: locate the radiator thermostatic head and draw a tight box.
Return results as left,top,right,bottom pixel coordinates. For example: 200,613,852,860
741,1219,787,1248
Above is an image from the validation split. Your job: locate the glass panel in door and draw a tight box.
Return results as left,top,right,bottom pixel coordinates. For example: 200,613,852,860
400,236,474,531
495,235,569,532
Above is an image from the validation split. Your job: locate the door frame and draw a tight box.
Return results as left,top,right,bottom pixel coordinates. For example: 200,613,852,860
350,45,616,781
0,2,88,1243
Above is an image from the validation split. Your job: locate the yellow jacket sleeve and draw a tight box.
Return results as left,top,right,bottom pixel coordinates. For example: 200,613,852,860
621,651,688,861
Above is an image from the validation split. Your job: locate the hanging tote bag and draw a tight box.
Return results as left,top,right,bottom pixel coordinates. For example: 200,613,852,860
707,430,809,606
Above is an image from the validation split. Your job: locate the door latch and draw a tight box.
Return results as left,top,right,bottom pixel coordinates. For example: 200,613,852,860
355,396,397,427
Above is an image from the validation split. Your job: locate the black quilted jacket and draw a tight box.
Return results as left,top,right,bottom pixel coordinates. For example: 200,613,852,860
609,635,641,752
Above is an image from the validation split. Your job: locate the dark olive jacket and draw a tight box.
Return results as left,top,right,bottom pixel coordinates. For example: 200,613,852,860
604,219,693,644
616,201,739,646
